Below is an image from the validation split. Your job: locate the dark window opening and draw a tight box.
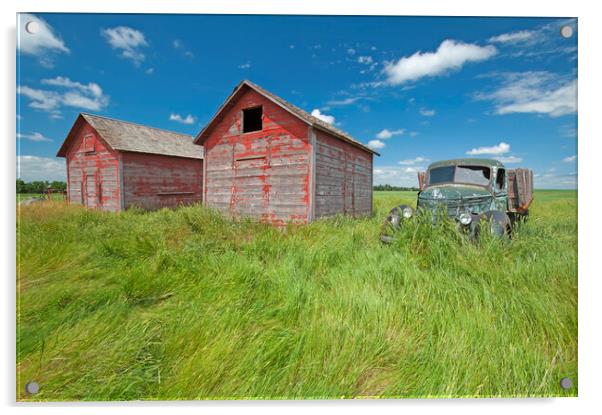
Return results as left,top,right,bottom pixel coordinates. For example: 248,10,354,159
495,168,505,190
429,166,455,185
242,106,262,133
428,165,491,187
455,165,491,186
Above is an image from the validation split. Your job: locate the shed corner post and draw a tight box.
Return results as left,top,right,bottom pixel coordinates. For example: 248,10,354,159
202,151,207,207
65,155,71,204
118,152,125,211
370,153,374,217
308,126,317,223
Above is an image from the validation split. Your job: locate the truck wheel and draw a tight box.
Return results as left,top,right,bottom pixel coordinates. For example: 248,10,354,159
476,210,512,239
380,204,412,244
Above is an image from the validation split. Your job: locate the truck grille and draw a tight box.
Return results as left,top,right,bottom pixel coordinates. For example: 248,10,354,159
418,195,492,217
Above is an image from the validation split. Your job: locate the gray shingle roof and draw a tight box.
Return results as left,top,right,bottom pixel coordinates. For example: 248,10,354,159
58,113,203,159
195,80,379,156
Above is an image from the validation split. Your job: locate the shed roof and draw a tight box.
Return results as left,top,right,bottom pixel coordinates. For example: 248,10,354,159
57,113,203,159
194,80,379,156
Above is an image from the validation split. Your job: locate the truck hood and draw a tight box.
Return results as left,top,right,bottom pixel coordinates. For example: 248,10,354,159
419,185,491,200
418,185,494,215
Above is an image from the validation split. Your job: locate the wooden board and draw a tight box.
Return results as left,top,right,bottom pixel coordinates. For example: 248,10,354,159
508,168,534,213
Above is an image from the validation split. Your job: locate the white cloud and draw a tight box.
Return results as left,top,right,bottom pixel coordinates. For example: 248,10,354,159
145,68,154,75
173,39,194,58
17,86,60,112
419,107,436,116
102,26,148,65
17,132,52,142
358,56,373,65
398,156,428,165
533,170,577,189
367,140,386,150
383,40,497,85
18,13,69,63
563,155,577,163
466,142,510,155
17,155,66,181
487,20,577,60
326,97,361,106
169,113,196,125
18,77,109,116
238,62,251,69
403,167,421,173
376,128,405,139
373,165,422,186
311,109,335,125
488,30,535,44
61,92,106,110
476,72,577,117
347,48,356,55
494,155,523,164
42,76,104,98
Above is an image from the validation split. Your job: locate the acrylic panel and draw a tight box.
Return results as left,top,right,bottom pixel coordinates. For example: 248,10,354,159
16,13,578,401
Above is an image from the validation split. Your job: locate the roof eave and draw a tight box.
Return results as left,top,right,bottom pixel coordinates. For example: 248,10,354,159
56,113,86,157
194,81,248,145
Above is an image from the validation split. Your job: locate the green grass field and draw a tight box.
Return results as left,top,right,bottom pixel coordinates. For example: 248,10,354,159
16,190,577,400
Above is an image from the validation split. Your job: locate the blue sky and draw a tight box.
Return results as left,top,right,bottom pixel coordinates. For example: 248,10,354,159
17,14,577,188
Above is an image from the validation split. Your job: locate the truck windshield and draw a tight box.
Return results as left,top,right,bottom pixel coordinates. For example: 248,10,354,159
429,165,491,186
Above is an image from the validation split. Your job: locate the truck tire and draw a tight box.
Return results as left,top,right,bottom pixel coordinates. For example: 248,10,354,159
476,210,512,239
380,204,412,244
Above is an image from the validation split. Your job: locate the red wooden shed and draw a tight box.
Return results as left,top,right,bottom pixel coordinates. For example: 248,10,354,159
57,113,203,212
194,80,379,225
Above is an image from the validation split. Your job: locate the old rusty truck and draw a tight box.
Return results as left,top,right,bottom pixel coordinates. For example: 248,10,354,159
381,158,534,243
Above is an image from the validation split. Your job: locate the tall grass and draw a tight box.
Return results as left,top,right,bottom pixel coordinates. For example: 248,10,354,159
16,190,577,400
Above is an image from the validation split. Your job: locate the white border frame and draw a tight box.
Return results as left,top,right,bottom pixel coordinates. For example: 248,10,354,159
4,1,600,414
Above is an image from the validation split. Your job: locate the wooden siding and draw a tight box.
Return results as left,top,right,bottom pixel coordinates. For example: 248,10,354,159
508,168,534,213
313,129,373,218
121,152,202,210
203,87,311,225
65,123,121,212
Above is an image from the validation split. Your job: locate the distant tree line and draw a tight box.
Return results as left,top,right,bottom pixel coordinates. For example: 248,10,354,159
373,184,419,192
16,179,67,194
17,179,415,194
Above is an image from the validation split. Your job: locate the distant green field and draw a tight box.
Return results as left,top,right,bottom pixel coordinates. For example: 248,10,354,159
16,190,577,400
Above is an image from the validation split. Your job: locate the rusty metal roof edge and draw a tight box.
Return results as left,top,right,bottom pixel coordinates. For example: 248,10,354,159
194,80,379,156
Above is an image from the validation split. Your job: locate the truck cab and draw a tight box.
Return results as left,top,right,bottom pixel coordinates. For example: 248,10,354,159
417,158,509,218
381,158,533,242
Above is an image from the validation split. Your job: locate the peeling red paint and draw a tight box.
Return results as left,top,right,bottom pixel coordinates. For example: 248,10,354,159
202,85,374,225
64,119,202,212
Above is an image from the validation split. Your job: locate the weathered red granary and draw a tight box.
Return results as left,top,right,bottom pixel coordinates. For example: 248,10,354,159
57,113,203,211
194,80,378,225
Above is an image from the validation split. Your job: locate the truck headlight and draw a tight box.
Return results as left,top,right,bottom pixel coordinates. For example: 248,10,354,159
402,207,413,219
459,212,472,225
